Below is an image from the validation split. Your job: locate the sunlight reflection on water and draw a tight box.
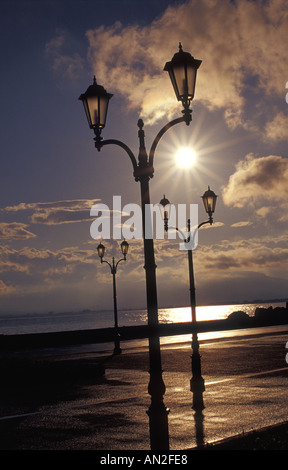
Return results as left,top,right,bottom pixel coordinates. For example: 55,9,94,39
0,303,284,339
156,304,283,345
158,304,257,324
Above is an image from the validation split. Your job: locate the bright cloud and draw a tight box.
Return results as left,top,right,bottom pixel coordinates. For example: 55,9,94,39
230,221,252,228
194,234,288,280
222,154,288,208
265,112,288,141
2,199,100,225
0,223,36,240
86,0,288,129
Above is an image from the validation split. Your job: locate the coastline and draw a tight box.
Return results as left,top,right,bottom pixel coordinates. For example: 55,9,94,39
1,313,288,352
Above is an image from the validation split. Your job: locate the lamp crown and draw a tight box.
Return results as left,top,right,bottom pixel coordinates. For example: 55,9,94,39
164,44,202,70
79,77,113,101
159,194,170,207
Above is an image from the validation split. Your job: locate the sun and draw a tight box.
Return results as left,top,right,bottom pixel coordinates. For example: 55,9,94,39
175,147,197,168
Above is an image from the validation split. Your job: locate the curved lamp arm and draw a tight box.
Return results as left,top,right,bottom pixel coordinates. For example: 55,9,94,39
148,116,186,167
101,139,138,173
114,257,126,272
97,116,187,174
187,219,212,246
101,256,126,274
100,259,113,272
167,218,213,246
167,225,189,243
197,219,212,230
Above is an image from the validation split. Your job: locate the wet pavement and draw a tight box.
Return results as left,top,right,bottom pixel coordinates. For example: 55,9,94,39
0,328,287,450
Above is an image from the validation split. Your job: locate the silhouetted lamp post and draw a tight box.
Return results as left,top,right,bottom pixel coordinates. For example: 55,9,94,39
160,187,217,410
97,240,129,355
79,43,202,450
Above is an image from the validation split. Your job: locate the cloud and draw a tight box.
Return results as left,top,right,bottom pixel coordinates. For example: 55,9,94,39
0,280,16,296
265,112,288,141
230,221,252,228
86,0,288,129
0,244,97,287
45,29,85,81
2,199,100,225
194,234,288,279
222,154,288,208
0,223,36,240
0,245,31,274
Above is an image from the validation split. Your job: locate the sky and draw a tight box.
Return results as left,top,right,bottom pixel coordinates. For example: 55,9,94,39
0,0,288,315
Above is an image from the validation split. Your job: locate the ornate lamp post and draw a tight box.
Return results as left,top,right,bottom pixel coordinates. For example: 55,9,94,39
97,240,129,355
79,43,202,450
160,187,217,410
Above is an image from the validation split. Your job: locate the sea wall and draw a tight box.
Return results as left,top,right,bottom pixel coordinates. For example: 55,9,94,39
1,305,288,351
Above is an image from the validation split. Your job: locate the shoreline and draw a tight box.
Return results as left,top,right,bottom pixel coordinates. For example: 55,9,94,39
1,316,288,352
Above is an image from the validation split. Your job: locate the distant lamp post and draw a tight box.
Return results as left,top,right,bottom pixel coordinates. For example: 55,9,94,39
80,44,201,450
97,240,129,355
159,195,171,232
201,186,218,223
160,187,217,410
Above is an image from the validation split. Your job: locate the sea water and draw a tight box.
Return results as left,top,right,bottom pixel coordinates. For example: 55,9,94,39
0,302,283,336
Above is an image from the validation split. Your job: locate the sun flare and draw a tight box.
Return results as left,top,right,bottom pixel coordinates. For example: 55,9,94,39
175,147,197,168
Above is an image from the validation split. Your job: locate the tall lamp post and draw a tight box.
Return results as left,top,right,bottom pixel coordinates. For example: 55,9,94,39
97,240,129,355
79,43,202,450
160,187,217,410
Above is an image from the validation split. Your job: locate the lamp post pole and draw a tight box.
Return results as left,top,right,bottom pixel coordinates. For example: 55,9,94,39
160,188,217,410
79,44,202,450
98,119,173,449
188,218,206,411
97,240,129,355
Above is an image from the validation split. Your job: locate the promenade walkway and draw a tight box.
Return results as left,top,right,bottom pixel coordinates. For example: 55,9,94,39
0,327,287,450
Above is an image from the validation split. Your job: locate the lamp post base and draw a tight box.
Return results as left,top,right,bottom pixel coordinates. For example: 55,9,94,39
113,331,121,355
113,345,122,355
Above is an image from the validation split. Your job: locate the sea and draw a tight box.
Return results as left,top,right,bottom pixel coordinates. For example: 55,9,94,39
1,302,287,352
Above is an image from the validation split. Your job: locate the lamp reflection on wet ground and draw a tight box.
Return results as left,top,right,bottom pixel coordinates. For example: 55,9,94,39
194,410,205,448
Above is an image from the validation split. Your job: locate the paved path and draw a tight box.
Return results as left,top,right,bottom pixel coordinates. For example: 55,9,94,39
0,328,287,450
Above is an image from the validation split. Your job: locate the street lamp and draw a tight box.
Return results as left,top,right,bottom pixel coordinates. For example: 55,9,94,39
160,187,217,410
79,76,113,146
164,43,202,124
97,240,129,355
79,44,202,450
201,186,218,222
